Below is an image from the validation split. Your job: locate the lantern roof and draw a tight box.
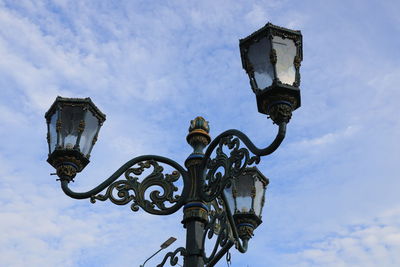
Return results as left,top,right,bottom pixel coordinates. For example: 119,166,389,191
239,166,269,186
239,22,302,46
45,96,106,122
239,22,303,70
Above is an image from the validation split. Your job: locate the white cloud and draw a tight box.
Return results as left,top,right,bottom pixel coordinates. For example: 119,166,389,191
285,207,400,267
245,5,269,27
0,0,399,266
297,125,359,147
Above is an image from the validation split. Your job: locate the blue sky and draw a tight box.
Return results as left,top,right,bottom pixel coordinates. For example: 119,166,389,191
0,0,399,266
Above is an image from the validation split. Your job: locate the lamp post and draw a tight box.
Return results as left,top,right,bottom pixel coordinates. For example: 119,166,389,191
45,22,303,267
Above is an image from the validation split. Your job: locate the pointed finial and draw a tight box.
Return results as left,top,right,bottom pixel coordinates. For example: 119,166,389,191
186,116,211,155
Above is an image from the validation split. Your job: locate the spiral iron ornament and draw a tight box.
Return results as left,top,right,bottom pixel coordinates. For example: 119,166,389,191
91,160,184,215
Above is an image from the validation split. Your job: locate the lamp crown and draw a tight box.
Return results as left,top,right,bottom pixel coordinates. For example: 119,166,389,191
186,117,211,159
188,116,210,133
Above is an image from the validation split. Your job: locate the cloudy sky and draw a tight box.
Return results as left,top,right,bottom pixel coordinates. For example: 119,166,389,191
0,0,399,266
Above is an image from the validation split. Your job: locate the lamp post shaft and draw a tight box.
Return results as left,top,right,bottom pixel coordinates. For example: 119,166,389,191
181,117,211,266
183,217,206,267
182,160,208,267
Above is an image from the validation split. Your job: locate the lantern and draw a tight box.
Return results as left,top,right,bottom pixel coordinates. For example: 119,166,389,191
224,167,269,240
45,97,106,178
240,22,303,116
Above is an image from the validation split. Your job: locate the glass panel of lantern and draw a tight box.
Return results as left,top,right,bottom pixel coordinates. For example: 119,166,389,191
224,181,236,214
272,35,297,85
79,110,100,156
234,173,254,213
224,167,269,217
60,104,85,150
247,36,274,89
253,176,268,216
48,110,58,153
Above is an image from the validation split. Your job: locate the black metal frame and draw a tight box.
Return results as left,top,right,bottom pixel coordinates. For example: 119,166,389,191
48,22,303,267
55,112,290,266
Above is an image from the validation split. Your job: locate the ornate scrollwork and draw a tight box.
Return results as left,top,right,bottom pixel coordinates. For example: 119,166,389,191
202,198,234,266
201,135,260,202
268,102,293,124
89,159,188,215
56,164,77,180
157,247,186,267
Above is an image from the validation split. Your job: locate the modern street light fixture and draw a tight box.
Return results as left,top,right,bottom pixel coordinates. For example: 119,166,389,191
45,22,303,267
141,237,177,267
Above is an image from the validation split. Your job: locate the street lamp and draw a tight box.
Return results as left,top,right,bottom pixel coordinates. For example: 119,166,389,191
45,97,106,178
239,22,302,122
141,237,178,267
45,22,303,267
225,167,269,242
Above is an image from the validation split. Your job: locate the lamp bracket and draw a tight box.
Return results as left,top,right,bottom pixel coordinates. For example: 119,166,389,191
60,155,190,216
267,101,293,124
201,198,234,265
200,122,286,203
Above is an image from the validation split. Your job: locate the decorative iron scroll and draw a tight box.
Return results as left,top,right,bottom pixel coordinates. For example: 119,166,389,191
200,123,286,203
201,135,260,202
90,159,188,215
202,198,233,265
157,247,186,267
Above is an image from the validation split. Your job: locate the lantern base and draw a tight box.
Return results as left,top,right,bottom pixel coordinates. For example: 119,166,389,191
256,84,300,118
233,213,262,240
56,164,78,181
47,149,89,179
268,102,293,124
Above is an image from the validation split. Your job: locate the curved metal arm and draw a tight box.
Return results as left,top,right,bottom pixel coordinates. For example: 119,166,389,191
199,122,286,202
206,240,234,267
201,198,235,266
221,192,248,253
60,155,190,215
200,193,249,266
203,122,286,161
157,247,186,267
201,199,231,262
